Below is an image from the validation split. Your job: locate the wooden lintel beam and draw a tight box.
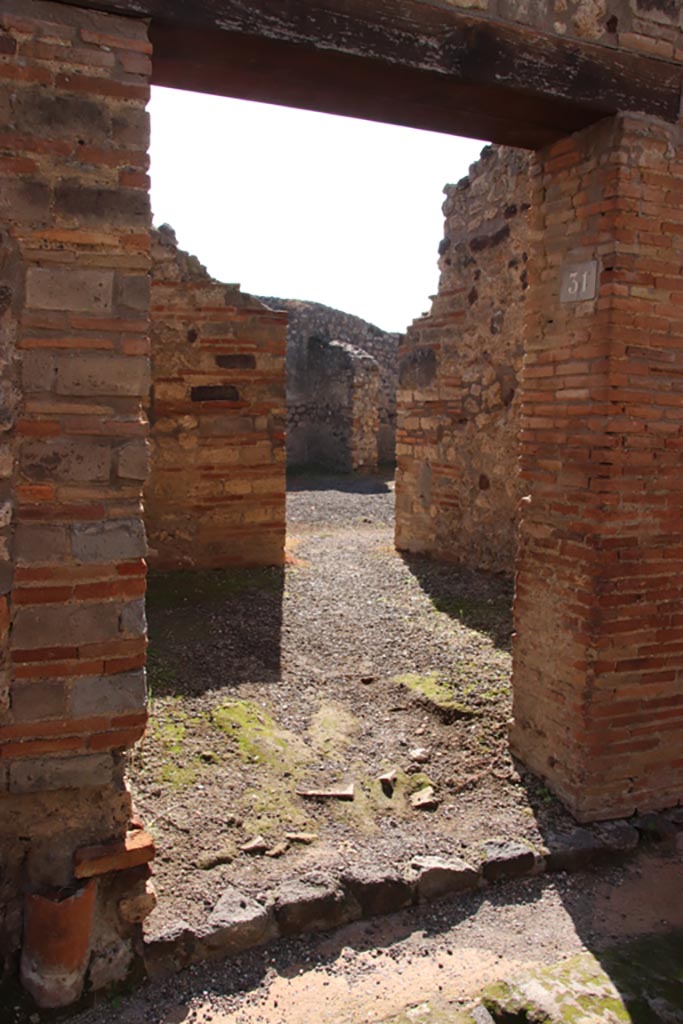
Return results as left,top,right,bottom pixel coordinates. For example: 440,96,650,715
52,0,683,147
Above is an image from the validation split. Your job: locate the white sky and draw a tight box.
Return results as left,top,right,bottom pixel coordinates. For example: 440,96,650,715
149,87,487,334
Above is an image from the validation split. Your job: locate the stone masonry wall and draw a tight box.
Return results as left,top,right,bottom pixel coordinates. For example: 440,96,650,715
260,297,400,468
395,146,531,574
146,228,287,568
0,0,154,996
286,336,381,473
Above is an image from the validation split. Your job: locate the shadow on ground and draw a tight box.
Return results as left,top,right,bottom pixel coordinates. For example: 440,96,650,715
400,552,514,652
287,467,394,494
145,566,285,696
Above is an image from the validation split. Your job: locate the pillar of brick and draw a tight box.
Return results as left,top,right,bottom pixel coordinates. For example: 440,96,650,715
146,226,287,569
512,113,683,822
0,0,154,994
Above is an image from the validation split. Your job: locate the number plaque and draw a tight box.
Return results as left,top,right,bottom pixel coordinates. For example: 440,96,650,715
560,260,598,303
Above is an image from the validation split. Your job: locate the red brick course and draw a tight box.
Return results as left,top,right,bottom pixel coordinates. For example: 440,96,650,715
144,226,287,568
511,113,683,821
0,0,153,983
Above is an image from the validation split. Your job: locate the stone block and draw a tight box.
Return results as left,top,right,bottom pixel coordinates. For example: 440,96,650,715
0,445,12,478
544,829,604,873
26,268,113,313
9,753,115,794
342,867,415,917
273,873,360,936
114,273,150,312
71,518,147,563
21,351,57,393
0,179,50,222
15,523,69,564
119,599,146,637
0,561,11,596
70,670,146,718
54,184,148,228
56,355,150,398
118,880,157,924
12,602,120,650
112,106,151,149
14,89,110,141
10,680,67,722
20,438,111,483
481,841,537,882
410,855,480,901
194,886,276,959
594,821,640,858
117,441,150,480
142,919,194,980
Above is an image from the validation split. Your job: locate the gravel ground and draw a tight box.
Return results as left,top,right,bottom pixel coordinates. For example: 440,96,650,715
130,472,574,938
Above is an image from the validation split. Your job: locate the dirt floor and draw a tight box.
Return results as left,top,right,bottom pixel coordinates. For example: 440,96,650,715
68,848,683,1024
133,471,575,938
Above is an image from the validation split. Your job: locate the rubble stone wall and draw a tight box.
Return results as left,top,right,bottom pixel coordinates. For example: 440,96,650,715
0,0,154,994
146,229,287,568
260,297,400,468
395,146,531,574
286,337,381,472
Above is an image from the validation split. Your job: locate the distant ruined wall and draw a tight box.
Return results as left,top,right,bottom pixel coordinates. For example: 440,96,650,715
260,297,400,468
146,228,287,568
395,146,531,574
287,337,381,473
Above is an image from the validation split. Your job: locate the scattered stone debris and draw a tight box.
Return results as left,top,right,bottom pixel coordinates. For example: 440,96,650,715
410,787,440,811
197,849,234,871
296,783,355,801
266,841,289,859
285,832,318,845
240,837,268,855
409,747,431,763
379,769,398,797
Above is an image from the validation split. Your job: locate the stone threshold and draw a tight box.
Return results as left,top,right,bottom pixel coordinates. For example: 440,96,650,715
142,808,683,979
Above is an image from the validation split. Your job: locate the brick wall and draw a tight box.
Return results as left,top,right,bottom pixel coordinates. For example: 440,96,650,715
0,0,153,992
395,146,530,573
145,227,287,568
511,113,683,821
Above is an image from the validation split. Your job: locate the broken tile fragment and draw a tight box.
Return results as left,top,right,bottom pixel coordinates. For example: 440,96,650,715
410,786,439,810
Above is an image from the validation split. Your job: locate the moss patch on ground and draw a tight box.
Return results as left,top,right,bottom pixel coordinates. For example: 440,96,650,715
212,699,310,770
481,929,683,1023
377,1000,473,1024
393,671,477,720
309,702,358,756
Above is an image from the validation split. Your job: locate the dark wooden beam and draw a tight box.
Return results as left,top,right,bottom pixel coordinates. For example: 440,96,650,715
54,0,683,148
